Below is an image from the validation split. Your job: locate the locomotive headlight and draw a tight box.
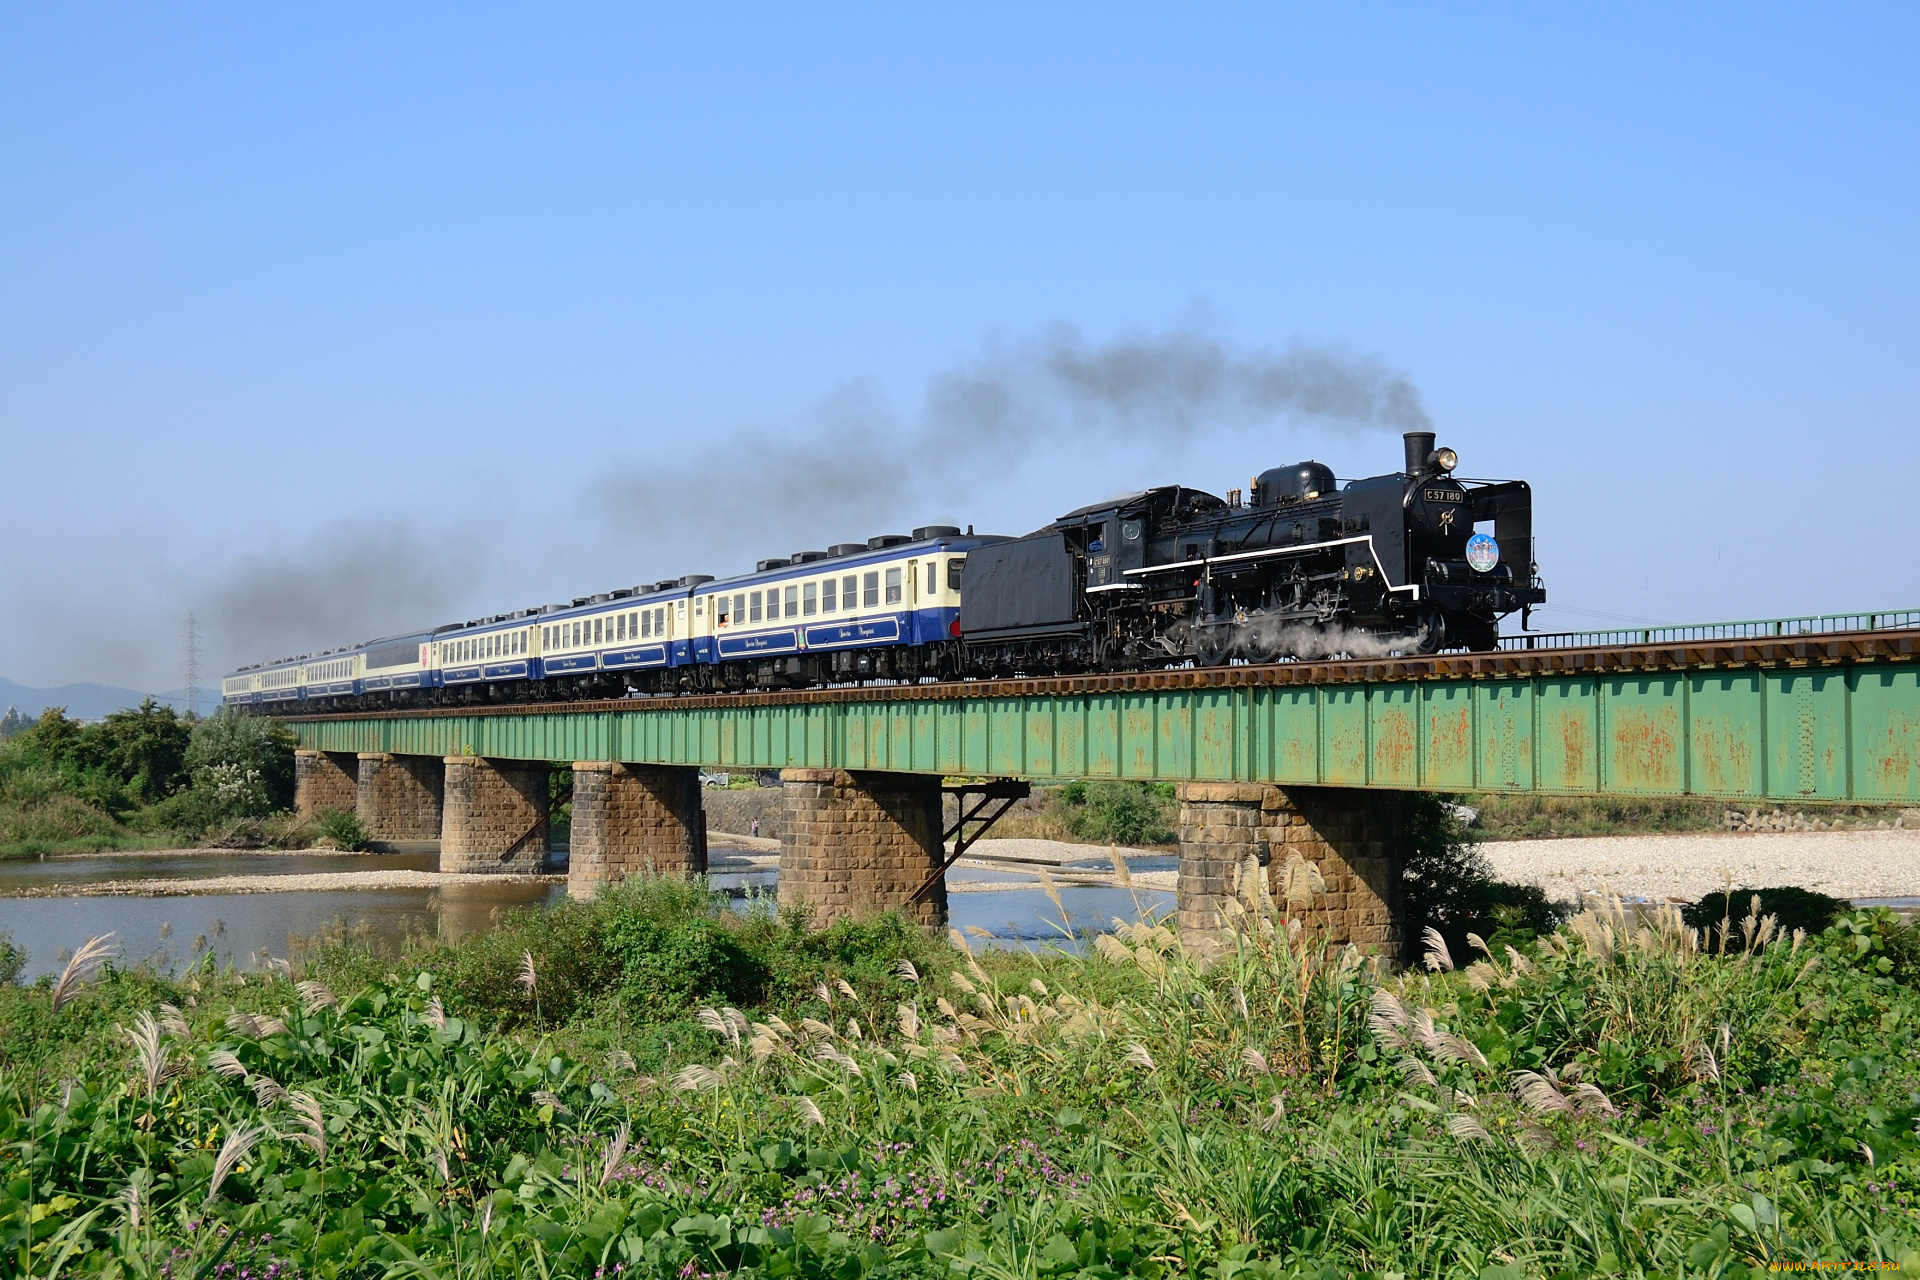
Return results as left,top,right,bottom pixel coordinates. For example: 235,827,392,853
1431,447,1458,473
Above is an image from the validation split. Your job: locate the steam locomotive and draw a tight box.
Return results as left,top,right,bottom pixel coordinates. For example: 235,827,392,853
223,432,1541,709
961,430,1543,669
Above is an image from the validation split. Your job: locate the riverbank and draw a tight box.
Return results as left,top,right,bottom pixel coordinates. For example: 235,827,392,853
1481,827,1920,903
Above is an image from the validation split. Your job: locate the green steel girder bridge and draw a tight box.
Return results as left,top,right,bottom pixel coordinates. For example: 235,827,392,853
281,610,1920,804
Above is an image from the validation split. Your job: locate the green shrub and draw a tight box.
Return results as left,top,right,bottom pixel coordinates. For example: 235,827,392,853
0,931,23,984
185,709,297,809
1682,886,1852,944
1056,780,1176,845
0,793,124,856
312,806,367,850
1403,792,1564,962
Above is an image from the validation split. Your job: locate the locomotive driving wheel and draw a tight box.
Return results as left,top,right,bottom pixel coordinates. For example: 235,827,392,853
1192,623,1232,667
1412,607,1448,655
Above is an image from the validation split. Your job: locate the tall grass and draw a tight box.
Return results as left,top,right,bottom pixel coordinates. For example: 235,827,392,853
0,870,1916,1277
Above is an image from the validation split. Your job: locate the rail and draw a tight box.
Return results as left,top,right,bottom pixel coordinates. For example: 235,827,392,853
1500,608,1920,652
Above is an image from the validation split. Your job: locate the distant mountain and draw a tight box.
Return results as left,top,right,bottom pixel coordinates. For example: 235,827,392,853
0,677,166,722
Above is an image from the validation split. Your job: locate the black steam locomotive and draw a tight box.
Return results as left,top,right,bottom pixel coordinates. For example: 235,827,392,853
959,430,1543,669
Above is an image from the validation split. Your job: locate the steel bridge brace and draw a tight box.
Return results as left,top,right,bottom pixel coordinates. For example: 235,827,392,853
909,778,1032,903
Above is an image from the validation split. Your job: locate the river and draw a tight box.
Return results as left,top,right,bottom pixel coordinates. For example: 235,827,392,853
0,847,1174,980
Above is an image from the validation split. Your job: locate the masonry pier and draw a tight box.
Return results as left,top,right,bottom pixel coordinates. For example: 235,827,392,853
440,756,551,874
293,749,359,818
777,768,947,928
355,753,444,849
567,762,707,900
1176,783,1405,960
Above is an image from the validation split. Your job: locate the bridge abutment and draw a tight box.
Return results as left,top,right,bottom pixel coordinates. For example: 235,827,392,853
777,768,947,928
355,753,444,849
1177,783,1405,961
294,749,359,818
440,756,550,874
567,762,707,900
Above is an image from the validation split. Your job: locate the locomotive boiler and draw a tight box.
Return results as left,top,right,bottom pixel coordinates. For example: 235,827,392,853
958,431,1543,670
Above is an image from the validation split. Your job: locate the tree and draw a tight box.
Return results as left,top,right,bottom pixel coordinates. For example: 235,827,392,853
0,707,30,741
67,699,193,805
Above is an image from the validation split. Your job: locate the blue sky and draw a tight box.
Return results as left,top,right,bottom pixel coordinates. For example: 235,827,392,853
2,4,1916,693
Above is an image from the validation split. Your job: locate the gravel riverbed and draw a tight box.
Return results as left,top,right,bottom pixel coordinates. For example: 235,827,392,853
1480,828,1920,903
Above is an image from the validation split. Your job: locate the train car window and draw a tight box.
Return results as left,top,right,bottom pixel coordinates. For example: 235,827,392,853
732,593,744,624
750,591,762,623
843,575,858,611
822,578,836,611
629,611,638,636
784,585,798,618
656,607,667,635
803,582,817,615
617,615,626,641
885,568,903,605
863,571,879,608
948,558,964,591
926,560,937,594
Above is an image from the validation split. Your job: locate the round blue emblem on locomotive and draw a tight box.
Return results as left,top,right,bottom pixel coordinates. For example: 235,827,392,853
1465,532,1500,573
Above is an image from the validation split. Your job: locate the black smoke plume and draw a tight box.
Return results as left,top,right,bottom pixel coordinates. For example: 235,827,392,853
594,325,1429,554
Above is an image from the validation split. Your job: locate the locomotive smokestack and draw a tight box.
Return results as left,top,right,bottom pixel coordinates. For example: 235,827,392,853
1403,431,1436,475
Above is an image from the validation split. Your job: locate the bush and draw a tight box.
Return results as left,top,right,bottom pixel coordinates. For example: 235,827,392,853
0,793,124,855
185,709,296,809
1403,792,1564,962
312,807,367,851
1056,780,1176,846
0,931,24,984
1682,885,1852,944
414,874,947,1029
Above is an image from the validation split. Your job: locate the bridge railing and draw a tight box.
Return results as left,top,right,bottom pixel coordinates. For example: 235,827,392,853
1499,608,1920,652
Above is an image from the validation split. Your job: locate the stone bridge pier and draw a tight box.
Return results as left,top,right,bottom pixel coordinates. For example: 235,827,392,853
294,749,359,817
567,762,707,900
356,753,444,849
778,768,947,928
441,756,551,874
1176,782,1406,962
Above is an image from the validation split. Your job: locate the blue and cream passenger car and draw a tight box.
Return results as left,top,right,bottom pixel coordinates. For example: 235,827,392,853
223,524,1001,707
693,526,990,688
